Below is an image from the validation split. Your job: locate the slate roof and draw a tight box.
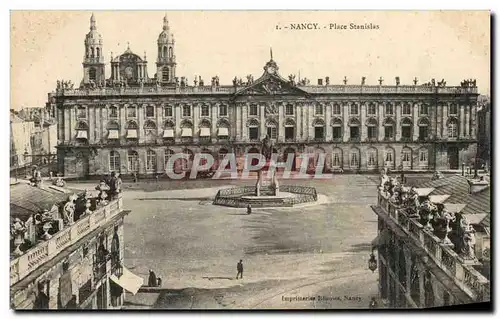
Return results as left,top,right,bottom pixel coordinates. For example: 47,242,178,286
10,182,79,222
418,175,491,215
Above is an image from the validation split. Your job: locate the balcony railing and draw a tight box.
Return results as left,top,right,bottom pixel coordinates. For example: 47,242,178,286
10,194,124,286
377,192,490,302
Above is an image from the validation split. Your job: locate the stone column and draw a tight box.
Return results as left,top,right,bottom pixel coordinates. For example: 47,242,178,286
278,102,285,141
260,103,266,139
175,103,181,142
459,104,465,138
242,103,248,140
193,103,199,143
465,104,470,138
235,102,241,140
69,106,75,140
360,102,366,141
343,102,349,142
378,102,384,140
298,103,303,141
413,103,419,141
138,104,144,143
442,102,448,138
418,262,425,308
156,103,162,140
308,102,314,139
395,102,402,140
325,102,332,141
211,103,217,141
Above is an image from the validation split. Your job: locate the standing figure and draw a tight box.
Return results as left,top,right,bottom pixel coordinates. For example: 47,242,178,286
369,297,378,309
247,204,252,215
148,270,157,287
236,260,244,279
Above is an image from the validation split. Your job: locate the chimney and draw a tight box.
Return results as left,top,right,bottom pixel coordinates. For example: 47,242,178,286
317,78,323,86
467,177,489,194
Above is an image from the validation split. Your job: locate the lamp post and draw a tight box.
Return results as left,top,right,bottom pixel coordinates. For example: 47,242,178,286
368,250,378,273
23,150,29,178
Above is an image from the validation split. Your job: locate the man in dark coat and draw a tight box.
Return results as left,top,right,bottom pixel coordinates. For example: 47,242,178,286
236,260,243,279
148,270,157,287
247,204,252,215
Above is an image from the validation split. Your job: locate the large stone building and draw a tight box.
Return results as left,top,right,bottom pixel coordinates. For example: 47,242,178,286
10,110,35,170
10,180,140,309
49,14,481,178
371,173,490,308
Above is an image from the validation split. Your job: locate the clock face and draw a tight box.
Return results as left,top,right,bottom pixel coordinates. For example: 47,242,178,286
125,67,134,79
267,66,275,74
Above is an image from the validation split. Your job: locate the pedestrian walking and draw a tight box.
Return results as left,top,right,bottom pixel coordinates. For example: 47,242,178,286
133,172,138,183
369,297,378,309
247,204,252,215
157,277,162,287
155,173,159,182
236,260,244,279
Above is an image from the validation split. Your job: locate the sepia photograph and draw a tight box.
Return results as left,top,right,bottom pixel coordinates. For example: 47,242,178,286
9,10,491,310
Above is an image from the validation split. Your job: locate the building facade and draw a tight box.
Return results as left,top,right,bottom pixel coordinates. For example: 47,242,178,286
10,181,140,309
49,14,481,178
10,110,35,169
371,174,490,308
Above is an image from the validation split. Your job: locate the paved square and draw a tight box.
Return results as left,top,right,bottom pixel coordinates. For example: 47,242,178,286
111,175,381,309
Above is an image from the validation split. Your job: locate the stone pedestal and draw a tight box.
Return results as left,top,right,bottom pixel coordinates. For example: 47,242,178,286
255,162,279,196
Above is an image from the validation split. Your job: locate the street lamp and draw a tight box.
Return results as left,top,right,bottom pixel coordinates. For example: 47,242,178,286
23,150,29,178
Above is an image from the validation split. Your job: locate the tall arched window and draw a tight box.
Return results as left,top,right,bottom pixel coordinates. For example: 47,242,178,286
332,148,343,168
89,68,97,82
127,150,139,172
402,147,412,168
350,148,360,168
162,67,170,82
402,102,411,115
144,120,157,143
266,119,278,140
419,148,428,167
367,147,377,168
162,46,167,58
96,47,100,57
91,47,95,58
146,150,157,172
418,118,430,140
164,149,175,172
331,118,342,140
385,147,395,168
368,103,377,115
401,118,413,139
109,151,120,172
385,103,394,115
349,118,361,140
366,118,378,140
448,118,458,138
350,103,359,115
168,47,173,58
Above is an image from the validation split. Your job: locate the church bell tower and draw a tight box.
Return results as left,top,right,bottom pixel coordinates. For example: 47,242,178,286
82,13,105,86
156,14,176,85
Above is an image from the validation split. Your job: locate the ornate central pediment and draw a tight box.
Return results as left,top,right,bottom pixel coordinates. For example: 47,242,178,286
234,59,310,97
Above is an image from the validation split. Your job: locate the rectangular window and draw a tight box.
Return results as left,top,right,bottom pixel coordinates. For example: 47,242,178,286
314,127,324,139
315,104,323,115
77,107,87,119
182,105,191,117
333,104,341,115
420,104,428,115
385,104,394,115
201,105,209,117
402,127,412,139
419,126,428,140
350,154,358,167
332,127,342,139
249,105,258,116
385,126,394,139
267,127,277,140
449,104,458,115
419,151,428,162
368,104,376,115
350,104,358,115
127,107,136,118
219,105,228,116
368,127,377,139
285,127,294,139
403,103,411,115
285,104,294,115
332,153,341,167
146,105,155,117
402,152,411,162
368,153,376,166
164,106,173,117
249,127,259,140
350,127,359,139
385,152,393,162
109,107,118,118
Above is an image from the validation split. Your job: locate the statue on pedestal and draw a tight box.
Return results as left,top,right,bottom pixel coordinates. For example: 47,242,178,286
63,194,77,226
255,135,278,196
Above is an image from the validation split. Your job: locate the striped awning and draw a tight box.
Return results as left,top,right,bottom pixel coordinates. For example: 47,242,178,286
108,130,119,139
76,130,88,139
218,127,229,136
181,128,193,137
127,130,138,139
163,129,174,138
200,128,211,137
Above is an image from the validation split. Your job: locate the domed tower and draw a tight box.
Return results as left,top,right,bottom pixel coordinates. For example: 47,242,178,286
156,14,176,85
82,13,105,86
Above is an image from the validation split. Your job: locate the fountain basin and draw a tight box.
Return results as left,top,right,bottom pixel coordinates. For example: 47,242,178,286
213,185,318,208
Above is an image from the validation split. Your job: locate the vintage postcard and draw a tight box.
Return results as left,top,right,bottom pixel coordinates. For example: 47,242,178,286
9,10,491,310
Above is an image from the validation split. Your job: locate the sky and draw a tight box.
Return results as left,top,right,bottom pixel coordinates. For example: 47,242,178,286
10,10,490,109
